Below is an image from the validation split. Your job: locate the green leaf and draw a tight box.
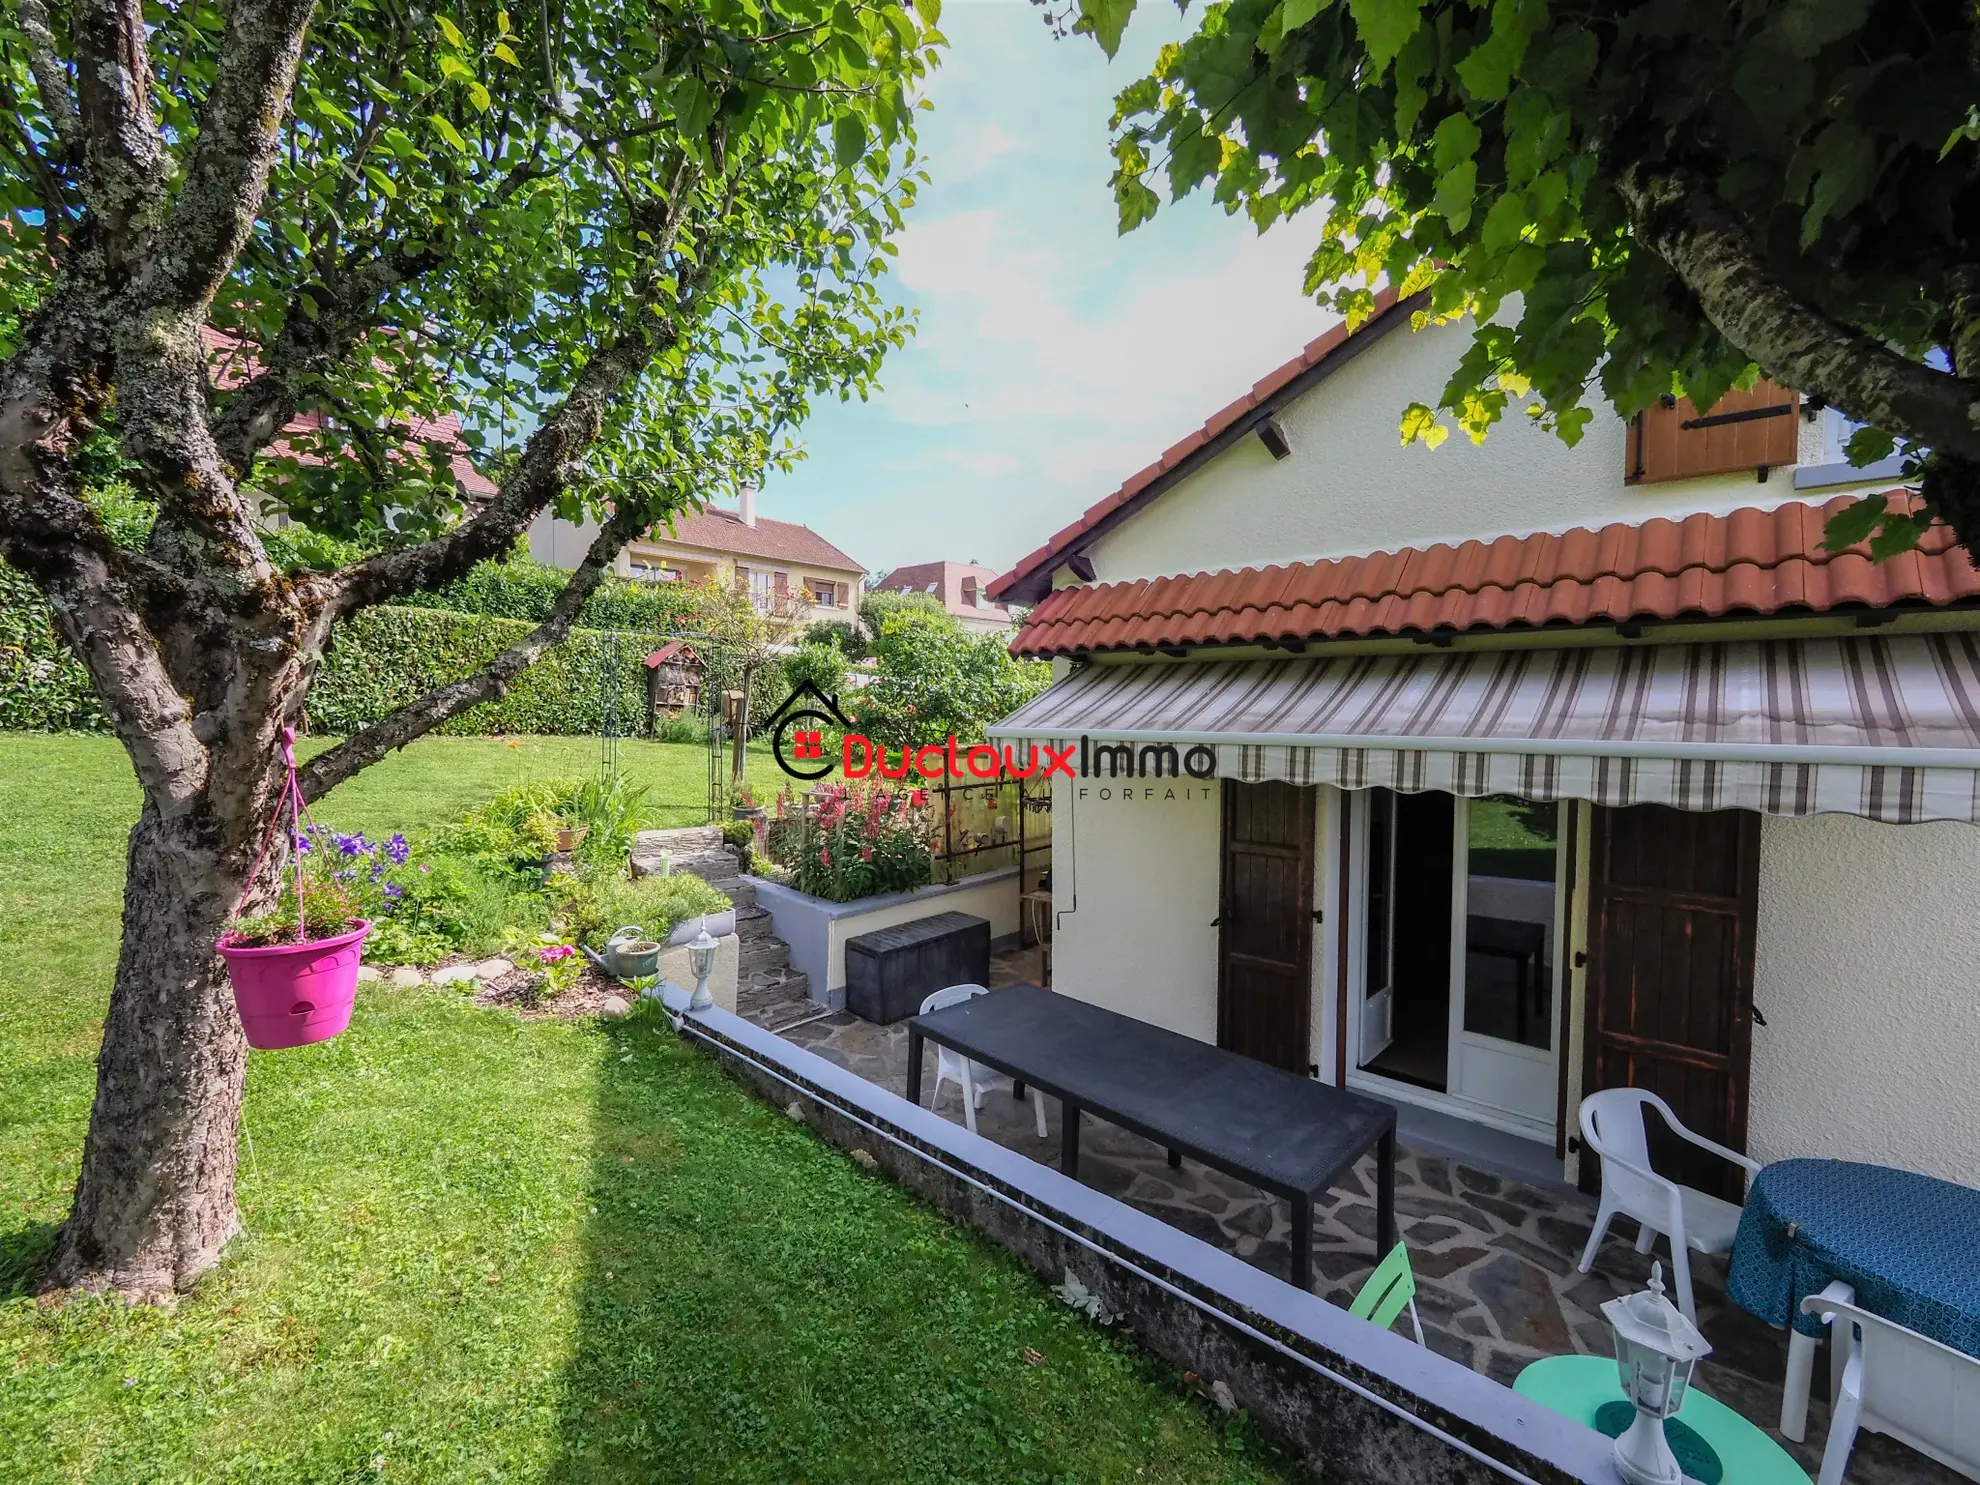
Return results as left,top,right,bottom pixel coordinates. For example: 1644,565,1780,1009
1277,0,1329,35
1432,112,1482,174
1733,43,1813,132
1820,493,1889,552
911,0,941,26
1400,401,1448,448
1868,517,1925,563
1801,123,1878,247
363,164,398,198
427,114,469,152
833,113,869,170
1480,190,1529,254
491,41,520,66
1080,0,1136,59
1454,0,1541,103
1844,424,1898,467
1116,175,1160,232
1348,0,1424,74
279,219,311,255
436,14,465,47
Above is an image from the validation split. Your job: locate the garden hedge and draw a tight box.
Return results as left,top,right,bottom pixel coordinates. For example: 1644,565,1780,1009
1,565,685,737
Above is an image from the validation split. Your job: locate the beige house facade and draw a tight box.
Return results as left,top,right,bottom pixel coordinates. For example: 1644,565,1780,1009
987,290,1980,1195
530,487,865,626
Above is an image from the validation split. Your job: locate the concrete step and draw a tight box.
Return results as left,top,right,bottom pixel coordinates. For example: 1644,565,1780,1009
737,970,823,1032
738,937,791,976
630,841,739,882
710,875,756,910
734,905,776,942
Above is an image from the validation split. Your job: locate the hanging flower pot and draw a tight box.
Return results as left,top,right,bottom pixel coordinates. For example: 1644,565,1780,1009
219,919,372,1050
217,725,374,1050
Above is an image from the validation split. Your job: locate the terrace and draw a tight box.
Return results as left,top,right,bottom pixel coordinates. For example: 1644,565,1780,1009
786,946,1960,1485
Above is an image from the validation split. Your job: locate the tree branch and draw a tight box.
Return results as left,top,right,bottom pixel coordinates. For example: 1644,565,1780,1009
0,479,209,809
295,499,653,799
18,0,79,152
1617,163,1980,462
309,162,705,618
71,0,168,269
141,0,319,313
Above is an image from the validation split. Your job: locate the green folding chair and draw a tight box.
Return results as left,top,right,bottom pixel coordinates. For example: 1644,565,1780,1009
1349,1241,1425,1345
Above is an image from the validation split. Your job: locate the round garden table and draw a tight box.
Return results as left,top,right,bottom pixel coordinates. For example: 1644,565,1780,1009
1513,1355,1811,1485
1725,1158,1980,1439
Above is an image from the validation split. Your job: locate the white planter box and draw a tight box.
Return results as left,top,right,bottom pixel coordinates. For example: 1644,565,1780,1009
751,867,1021,1011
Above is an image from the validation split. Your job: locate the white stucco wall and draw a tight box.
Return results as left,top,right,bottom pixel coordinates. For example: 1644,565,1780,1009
1752,813,1980,1185
1052,777,1222,1042
1086,316,1893,587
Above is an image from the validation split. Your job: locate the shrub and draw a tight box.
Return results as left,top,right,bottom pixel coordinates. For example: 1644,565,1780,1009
801,619,865,660
846,604,1051,747
781,642,849,702
437,775,648,876
764,780,933,903
559,870,729,951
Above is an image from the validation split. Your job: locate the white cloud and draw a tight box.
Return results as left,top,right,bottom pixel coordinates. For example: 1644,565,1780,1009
944,119,1025,180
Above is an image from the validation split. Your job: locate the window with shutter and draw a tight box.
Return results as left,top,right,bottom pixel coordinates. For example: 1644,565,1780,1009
1626,379,1799,486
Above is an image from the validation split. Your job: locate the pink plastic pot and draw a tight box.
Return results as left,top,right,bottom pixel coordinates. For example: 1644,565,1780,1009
217,919,371,1050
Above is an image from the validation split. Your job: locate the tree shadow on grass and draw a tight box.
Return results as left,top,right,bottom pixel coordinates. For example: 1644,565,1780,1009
0,1222,59,1302
545,1010,1294,1485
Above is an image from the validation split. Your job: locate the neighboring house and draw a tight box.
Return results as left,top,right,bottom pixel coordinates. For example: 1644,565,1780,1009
530,488,864,625
987,286,1980,1196
871,560,1017,634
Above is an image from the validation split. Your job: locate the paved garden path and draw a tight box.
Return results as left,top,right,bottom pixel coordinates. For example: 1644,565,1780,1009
787,956,1957,1485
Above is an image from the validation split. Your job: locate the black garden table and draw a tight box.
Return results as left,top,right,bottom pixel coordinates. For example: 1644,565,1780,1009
907,983,1397,1291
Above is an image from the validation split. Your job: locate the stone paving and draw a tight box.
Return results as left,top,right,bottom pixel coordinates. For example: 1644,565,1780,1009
783,950,1956,1485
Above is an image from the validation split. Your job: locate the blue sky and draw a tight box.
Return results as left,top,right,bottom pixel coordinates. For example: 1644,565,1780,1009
760,0,1340,580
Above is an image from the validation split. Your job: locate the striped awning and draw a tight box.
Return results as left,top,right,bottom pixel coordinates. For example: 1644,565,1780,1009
988,635,1980,824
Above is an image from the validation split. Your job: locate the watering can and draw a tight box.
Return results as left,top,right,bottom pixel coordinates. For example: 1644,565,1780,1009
603,925,662,980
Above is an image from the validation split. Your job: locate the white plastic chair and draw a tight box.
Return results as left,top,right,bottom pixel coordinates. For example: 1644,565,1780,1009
1575,1087,1760,1324
919,984,1048,1140
1799,1280,1980,1485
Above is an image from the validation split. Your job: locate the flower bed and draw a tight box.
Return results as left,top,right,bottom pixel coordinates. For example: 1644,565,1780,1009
761,780,935,902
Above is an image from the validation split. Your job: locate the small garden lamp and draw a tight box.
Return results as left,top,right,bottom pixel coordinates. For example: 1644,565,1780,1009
687,919,719,1011
1600,1263,1713,1485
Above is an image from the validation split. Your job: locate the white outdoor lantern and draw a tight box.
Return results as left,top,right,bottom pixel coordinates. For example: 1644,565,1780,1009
1599,1263,1713,1485
687,919,719,1011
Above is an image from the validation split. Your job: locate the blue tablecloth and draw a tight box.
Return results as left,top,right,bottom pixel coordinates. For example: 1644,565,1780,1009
1727,1158,1980,1355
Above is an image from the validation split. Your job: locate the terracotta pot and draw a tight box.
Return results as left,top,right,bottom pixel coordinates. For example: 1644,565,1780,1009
554,825,589,853
218,919,371,1050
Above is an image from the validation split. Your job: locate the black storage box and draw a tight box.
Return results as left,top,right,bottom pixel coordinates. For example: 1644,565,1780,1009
844,911,991,1024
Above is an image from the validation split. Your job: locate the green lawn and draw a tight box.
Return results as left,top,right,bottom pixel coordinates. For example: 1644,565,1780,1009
0,733,1290,1484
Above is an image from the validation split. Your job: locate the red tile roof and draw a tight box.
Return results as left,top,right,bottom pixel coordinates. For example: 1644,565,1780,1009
201,326,496,497
1007,495,1978,658
987,287,1424,605
650,507,865,573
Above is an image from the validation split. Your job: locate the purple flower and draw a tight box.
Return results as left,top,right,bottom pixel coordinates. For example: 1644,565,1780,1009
385,833,410,865
383,883,403,902
336,833,364,858
370,862,384,882
294,835,312,855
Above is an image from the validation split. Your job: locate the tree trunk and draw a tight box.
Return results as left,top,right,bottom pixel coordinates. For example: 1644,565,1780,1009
44,804,250,1298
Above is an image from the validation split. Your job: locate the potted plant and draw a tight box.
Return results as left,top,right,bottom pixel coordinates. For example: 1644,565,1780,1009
731,785,766,823
218,872,371,1049
553,823,589,854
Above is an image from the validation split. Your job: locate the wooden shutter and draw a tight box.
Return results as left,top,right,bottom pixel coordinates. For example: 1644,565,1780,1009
773,571,789,595
1626,380,1799,486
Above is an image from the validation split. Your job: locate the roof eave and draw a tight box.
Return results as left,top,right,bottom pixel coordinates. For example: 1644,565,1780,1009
989,290,1427,605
